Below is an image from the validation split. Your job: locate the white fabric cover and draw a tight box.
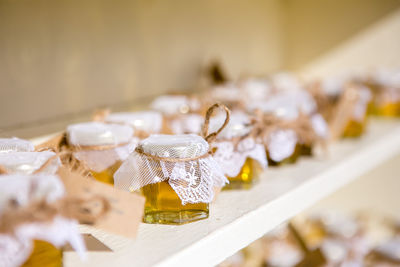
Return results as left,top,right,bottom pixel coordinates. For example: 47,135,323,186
0,138,34,153
209,111,251,139
211,84,242,103
114,134,228,205
105,111,163,134
0,174,85,267
352,86,372,122
213,138,267,177
0,151,60,175
67,122,133,146
267,130,298,162
150,95,200,115
241,78,271,102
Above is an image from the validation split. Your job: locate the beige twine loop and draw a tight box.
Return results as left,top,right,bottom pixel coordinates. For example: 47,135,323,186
202,102,231,144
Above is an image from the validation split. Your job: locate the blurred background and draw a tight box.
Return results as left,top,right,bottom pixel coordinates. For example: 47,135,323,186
1,0,400,137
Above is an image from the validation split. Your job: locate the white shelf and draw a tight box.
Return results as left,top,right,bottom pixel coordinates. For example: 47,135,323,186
34,119,400,267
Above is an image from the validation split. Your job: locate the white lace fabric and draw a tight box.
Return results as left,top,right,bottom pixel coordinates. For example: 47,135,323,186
0,174,85,267
0,138,34,153
114,134,228,205
0,151,61,175
170,114,204,135
267,129,298,162
150,95,201,115
213,138,267,177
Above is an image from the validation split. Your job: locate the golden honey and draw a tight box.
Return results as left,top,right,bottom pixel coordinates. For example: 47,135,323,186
224,158,262,190
22,240,62,267
299,144,313,157
142,180,209,225
342,119,367,138
267,144,301,166
370,101,400,117
90,160,122,185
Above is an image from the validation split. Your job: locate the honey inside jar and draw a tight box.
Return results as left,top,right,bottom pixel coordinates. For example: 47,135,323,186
22,240,63,267
224,158,262,190
90,160,122,185
141,161,209,225
370,101,400,117
342,119,367,138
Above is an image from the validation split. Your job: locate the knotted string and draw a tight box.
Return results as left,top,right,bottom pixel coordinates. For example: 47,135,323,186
135,103,231,162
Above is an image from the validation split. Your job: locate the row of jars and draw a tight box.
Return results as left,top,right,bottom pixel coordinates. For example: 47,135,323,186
49,68,400,225
219,210,400,267
0,67,399,266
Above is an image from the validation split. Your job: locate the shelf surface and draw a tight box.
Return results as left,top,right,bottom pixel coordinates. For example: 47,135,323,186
31,119,400,267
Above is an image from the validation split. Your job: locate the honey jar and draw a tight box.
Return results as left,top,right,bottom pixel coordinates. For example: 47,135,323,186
210,111,267,190
341,85,371,138
114,134,227,225
0,174,85,267
66,122,135,185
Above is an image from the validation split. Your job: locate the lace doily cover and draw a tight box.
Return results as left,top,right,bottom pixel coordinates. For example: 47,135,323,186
0,138,34,153
0,174,85,267
67,122,137,172
150,95,200,115
170,113,204,135
209,111,268,177
0,151,60,175
105,111,163,134
114,134,227,205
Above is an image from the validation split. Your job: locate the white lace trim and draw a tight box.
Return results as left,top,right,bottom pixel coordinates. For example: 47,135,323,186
213,138,267,177
0,138,34,153
267,129,298,162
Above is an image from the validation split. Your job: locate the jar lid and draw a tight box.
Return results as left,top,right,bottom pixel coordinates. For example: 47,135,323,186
0,151,59,175
139,134,208,159
271,72,302,92
150,95,200,115
105,111,163,133
67,122,133,146
0,174,65,214
208,111,250,139
250,97,300,121
0,138,34,153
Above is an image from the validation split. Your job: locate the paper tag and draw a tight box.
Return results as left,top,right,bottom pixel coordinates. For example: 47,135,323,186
63,234,112,252
57,167,145,238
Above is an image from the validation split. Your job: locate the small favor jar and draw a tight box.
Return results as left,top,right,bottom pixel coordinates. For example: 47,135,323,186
114,104,229,225
209,111,267,190
366,68,400,117
66,122,136,185
0,174,85,267
105,111,163,138
330,84,372,139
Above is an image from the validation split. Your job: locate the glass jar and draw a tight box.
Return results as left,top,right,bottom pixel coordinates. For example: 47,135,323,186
66,122,135,185
266,129,300,166
209,112,267,190
225,158,262,190
114,134,227,225
22,240,63,267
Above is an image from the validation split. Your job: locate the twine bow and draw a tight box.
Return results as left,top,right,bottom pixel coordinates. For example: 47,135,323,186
135,103,231,162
